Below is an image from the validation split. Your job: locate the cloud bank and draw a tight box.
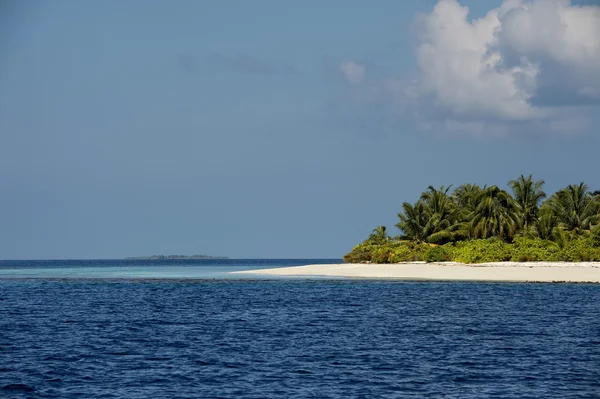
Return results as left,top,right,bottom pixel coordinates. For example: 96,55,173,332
412,0,600,135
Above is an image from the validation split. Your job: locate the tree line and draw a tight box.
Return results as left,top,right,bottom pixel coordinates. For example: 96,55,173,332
344,175,600,263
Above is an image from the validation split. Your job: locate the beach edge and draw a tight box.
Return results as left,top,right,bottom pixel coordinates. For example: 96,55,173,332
231,262,600,283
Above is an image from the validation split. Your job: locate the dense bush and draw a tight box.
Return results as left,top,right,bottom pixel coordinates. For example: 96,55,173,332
343,241,430,263
591,226,600,248
452,239,512,263
510,237,560,262
342,243,377,263
371,245,394,263
387,245,415,263
423,245,453,262
556,238,600,261
342,237,600,264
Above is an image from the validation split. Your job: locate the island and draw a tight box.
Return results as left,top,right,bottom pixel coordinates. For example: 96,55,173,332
235,175,600,283
339,175,600,264
125,254,229,260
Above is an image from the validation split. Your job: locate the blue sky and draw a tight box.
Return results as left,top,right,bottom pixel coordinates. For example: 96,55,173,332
1,0,599,259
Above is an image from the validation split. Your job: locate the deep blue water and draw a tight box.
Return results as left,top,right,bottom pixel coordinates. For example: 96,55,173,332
1,260,600,398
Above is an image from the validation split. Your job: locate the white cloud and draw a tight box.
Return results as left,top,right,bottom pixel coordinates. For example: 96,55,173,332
412,0,600,134
340,61,366,84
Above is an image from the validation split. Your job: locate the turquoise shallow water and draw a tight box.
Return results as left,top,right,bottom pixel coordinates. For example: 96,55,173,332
0,259,341,279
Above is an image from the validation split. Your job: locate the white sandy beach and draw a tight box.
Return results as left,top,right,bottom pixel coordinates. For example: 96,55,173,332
233,262,600,283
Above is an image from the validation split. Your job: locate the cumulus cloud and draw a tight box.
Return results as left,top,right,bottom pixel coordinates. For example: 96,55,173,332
412,0,600,134
340,61,366,84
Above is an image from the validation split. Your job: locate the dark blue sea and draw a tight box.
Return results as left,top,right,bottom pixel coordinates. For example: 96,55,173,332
1,259,600,398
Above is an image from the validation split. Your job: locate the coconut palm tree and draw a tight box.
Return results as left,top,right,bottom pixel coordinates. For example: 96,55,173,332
471,186,520,240
452,184,483,239
419,185,464,243
508,174,546,230
546,182,600,235
396,186,466,244
452,183,483,211
396,201,429,243
530,206,559,241
368,225,389,244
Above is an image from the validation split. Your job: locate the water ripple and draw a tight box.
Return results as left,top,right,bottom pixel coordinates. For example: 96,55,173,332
1,280,599,398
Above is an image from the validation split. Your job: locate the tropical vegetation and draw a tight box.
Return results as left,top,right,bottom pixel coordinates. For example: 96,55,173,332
343,176,600,263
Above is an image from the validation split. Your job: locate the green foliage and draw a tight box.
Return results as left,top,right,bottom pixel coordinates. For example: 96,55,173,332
343,243,377,263
509,237,559,262
591,225,600,248
556,238,600,261
396,201,429,243
346,176,600,264
387,245,415,263
343,237,600,264
452,239,512,263
396,186,463,244
371,245,394,264
367,226,389,244
546,182,600,235
471,186,520,240
509,174,546,230
532,207,560,241
387,242,427,262
343,241,430,264
423,245,453,262
452,183,482,212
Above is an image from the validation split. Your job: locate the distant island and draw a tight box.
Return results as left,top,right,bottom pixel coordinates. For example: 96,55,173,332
125,255,229,260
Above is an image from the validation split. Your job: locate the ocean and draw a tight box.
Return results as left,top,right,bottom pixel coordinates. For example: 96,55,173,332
1,259,599,398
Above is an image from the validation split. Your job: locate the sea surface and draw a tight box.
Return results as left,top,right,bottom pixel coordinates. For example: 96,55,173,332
1,259,600,398
0,259,340,280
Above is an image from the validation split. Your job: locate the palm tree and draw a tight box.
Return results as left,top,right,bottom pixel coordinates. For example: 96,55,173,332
396,201,429,243
471,186,520,240
396,186,467,244
420,185,463,243
452,183,483,211
452,184,483,239
531,206,559,241
368,225,389,244
546,182,600,235
508,174,546,230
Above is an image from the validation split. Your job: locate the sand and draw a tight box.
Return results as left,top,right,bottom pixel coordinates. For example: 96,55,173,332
232,262,600,283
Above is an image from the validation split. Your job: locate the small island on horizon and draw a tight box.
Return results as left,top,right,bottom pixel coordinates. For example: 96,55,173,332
125,254,229,260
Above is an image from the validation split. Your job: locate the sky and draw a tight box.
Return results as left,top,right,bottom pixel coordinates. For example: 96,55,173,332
1,0,599,259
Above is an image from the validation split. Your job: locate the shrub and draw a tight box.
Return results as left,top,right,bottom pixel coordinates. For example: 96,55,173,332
343,243,377,263
591,226,600,248
453,239,512,263
510,237,560,262
371,246,393,264
556,238,600,261
384,242,428,263
344,235,600,264
387,245,415,263
424,245,453,262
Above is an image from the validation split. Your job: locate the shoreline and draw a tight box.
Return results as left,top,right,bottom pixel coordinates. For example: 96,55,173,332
232,262,600,283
